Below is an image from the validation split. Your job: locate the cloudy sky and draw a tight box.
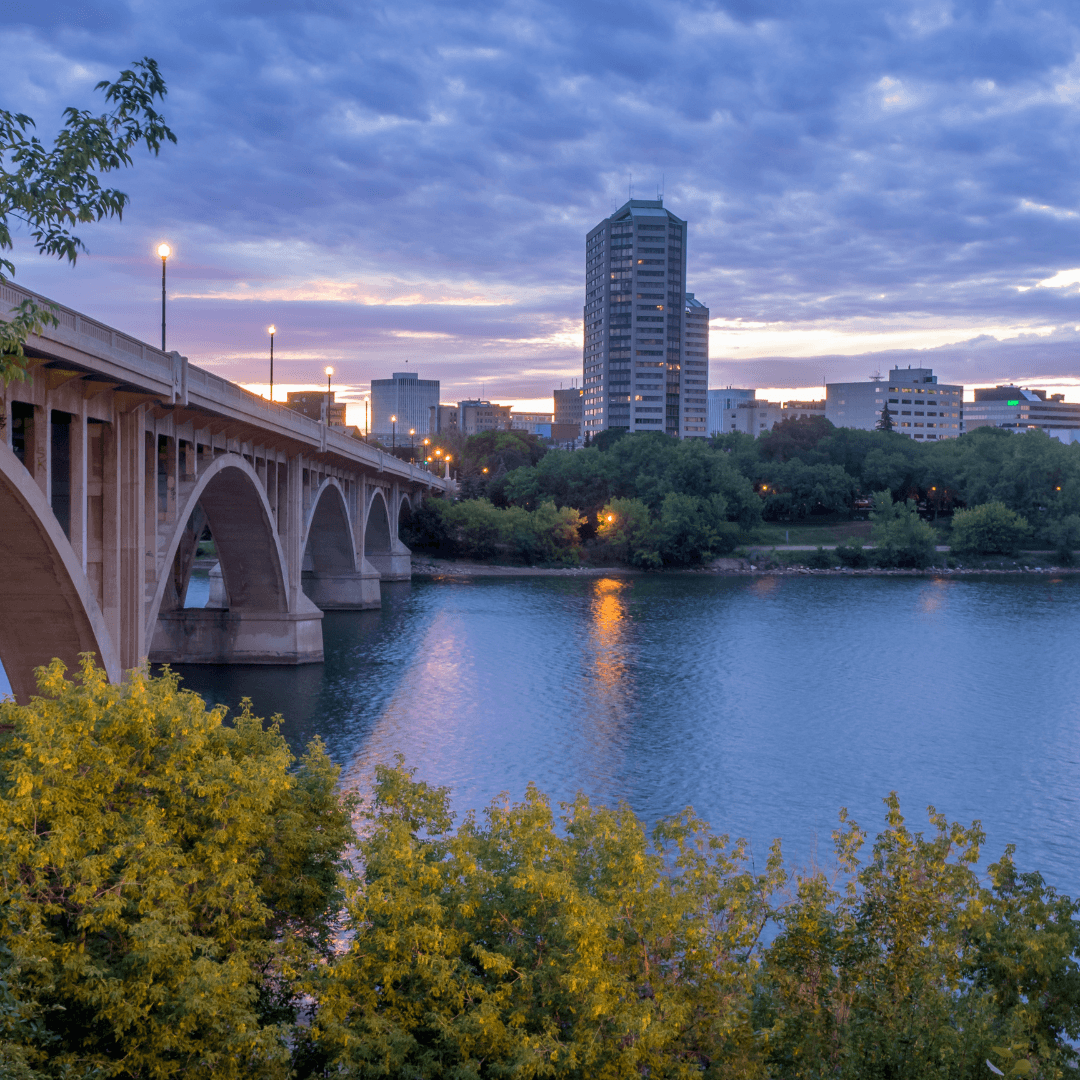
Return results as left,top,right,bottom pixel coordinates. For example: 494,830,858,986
5,0,1080,414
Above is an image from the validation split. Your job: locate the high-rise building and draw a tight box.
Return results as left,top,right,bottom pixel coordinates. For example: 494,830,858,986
583,199,694,438
825,367,962,441
682,293,710,436
370,371,439,441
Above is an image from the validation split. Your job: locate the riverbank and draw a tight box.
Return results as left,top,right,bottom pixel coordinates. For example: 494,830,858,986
410,555,1080,578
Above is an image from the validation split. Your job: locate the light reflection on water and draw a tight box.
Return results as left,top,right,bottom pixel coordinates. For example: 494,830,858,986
162,573,1080,894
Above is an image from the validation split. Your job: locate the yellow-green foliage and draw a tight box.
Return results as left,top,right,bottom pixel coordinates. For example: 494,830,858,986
312,757,784,1078
4,667,1080,1079
0,657,355,1080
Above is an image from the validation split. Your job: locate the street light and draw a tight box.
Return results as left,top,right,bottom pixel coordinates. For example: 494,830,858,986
157,243,171,352
444,454,452,480
390,414,397,449
267,325,276,401
409,428,415,449
325,367,334,425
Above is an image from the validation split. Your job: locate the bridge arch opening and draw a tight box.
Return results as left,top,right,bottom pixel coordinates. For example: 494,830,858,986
365,490,392,556
0,441,120,702
151,456,288,630
303,481,356,577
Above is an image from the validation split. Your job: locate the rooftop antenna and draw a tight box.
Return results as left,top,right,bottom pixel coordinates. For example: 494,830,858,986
629,172,633,200
869,370,882,381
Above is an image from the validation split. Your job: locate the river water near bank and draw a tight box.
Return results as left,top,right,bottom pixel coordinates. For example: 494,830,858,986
155,572,1080,895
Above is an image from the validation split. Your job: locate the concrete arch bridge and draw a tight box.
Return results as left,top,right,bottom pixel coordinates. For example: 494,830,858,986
0,282,452,702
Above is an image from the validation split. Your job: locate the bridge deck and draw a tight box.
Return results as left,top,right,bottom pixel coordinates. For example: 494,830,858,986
1,280,450,489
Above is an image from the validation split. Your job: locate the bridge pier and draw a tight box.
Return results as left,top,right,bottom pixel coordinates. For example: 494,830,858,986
302,568,381,609
367,539,413,582
149,603,325,665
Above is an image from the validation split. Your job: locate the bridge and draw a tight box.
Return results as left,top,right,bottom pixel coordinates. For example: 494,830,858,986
0,281,453,703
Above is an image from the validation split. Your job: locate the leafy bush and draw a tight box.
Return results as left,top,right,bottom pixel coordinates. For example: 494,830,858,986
804,545,838,568
870,490,938,568
1048,513,1080,565
835,540,870,567
0,658,355,1080
597,496,661,568
950,501,1032,556
6,673,1080,1079
401,497,583,564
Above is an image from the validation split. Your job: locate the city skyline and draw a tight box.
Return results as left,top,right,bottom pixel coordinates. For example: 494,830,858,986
6,1,1080,410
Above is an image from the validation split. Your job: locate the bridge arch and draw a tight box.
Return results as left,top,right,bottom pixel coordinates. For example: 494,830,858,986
146,453,289,638
365,488,392,557
0,440,120,702
302,478,356,574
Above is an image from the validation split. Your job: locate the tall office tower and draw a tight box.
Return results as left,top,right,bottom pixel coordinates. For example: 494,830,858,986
370,371,440,440
681,293,710,436
583,199,689,438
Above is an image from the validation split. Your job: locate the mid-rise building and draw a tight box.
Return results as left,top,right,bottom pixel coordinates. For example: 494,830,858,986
826,367,962,441
718,398,825,437
682,294,709,436
370,371,440,441
708,388,756,435
965,386,1080,442
286,390,346,426
511,412,554,435
458,399,512,435
429,403,459,436
583,198,694,439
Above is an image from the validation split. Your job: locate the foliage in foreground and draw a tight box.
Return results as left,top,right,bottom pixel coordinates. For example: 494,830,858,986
0,60,176,382
0,658,354,1079
3,663,1080,1078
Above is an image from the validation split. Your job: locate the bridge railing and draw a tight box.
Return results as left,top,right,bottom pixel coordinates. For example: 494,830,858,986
3,281,448,490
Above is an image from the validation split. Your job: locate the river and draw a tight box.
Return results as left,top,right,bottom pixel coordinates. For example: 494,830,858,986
4,572,1078,893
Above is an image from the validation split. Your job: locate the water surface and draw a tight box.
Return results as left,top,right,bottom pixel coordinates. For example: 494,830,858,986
168,573,1080,894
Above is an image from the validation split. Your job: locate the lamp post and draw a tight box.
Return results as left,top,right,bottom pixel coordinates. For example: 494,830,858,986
409,428,415,453
365,397,369,439
325,367,334,425
391,414,397,450
157,243,171,351
267,325,276,401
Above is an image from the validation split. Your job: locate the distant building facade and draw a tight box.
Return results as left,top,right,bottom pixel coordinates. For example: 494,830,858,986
511,411,554,435
720,398,824,437
429,403,459,436
965,386,1080,442
286,390,346,426
682,293,709,436
826,367,962,441
370,372,439,441
458,400,512,435
708,388,756,435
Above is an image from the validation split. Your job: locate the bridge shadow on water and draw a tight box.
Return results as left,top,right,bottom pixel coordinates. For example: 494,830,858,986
160,581,433,764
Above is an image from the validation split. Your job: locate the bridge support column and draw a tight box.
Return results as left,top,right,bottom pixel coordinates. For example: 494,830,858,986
303,568,381,609
149,602,324,665
367,538,412,581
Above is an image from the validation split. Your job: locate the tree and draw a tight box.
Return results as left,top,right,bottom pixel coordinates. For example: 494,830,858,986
876,401,895,431
870,489,937,568
311,758,781,1079
597,496,661,567
0,657,355,1079
0,59,176,382
950,501,1031,557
